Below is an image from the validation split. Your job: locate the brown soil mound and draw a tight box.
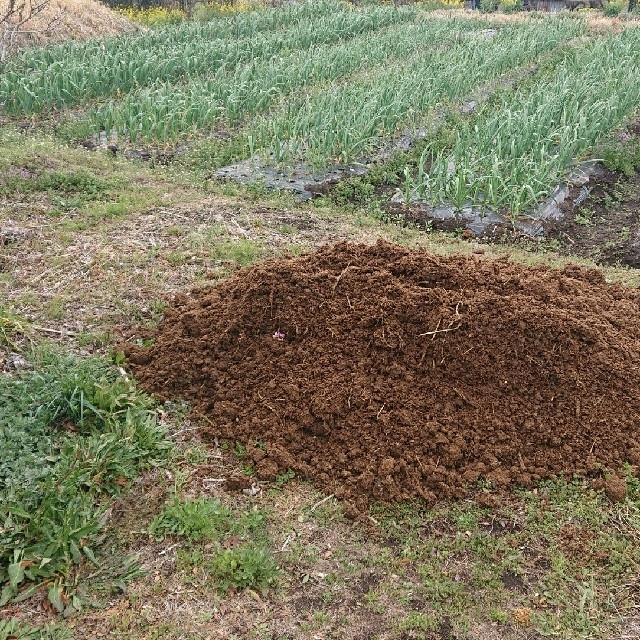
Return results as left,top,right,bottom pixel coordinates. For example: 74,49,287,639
126,240,640,512
7,0,136,52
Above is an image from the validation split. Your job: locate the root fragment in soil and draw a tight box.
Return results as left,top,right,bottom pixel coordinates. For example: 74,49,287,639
126,240,640,513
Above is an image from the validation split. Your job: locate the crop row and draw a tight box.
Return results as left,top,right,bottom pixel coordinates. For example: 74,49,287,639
404,26,640,215
251,18,585,166
89,17,493,143
0,1,416,115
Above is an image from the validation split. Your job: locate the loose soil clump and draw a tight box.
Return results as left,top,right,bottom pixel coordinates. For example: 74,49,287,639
126,240,640,512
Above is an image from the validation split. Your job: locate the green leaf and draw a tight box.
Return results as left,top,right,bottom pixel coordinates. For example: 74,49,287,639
83,546,98,565
7,561,24,589
6,506,32,519
12,582,39,603
0,584,15,607
48,584,65,613
69,540,82,563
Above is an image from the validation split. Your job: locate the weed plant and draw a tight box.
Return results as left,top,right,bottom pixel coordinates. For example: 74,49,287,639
117,6,187,26
151,497,280,594
0,619,72,640
0,347,169,610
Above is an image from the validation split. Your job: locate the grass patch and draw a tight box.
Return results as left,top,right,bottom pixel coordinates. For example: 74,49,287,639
0,619,72,640
0,127,195,221
152,496,280,594
0,164,115,215
369,478,640,638
0,346,169,612
209,239,268,267
0,306,30,350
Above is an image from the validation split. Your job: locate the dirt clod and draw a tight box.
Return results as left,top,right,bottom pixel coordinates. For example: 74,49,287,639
126,240,640,511
603,475,628,503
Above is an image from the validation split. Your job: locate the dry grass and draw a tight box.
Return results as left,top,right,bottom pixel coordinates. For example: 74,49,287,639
3,0,138,52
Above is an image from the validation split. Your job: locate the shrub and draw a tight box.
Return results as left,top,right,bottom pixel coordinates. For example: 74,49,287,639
331,177,375,207
118,6,186,26
500,0,523,12
479,0,499,11
603,0,625,15
192,0,264,20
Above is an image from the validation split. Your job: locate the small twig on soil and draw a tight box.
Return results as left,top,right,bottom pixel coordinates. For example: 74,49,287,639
429,318,442,340
418,323,460,338
332,263,353,296
31,325,76,336
168,424,202,439
376,403,386,420
279,535,292,552
453,387,477,408
159,542,181,556
310,494,335,512
202,478,226,483
231,218,249,236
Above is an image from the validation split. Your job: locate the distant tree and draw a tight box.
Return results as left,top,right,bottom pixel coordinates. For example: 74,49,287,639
0,0,63,61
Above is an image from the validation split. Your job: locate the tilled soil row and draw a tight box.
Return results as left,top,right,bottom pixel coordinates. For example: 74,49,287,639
126,240,640,512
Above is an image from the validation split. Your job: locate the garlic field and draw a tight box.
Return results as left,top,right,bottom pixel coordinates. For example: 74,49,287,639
2,1,640,213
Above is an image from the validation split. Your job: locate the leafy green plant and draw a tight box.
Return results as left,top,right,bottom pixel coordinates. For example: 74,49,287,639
0,306,29,350
575,208,596,226
599,134,640,176
151,496,280,594
0,619,73,640
149,498,234,541
208,544,280,595
500,0,523,11
275,469,296,487
603,0,626,15
331,177,375,207
0,348,169,610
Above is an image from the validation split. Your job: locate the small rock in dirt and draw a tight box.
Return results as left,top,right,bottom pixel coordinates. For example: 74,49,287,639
246,444,266,463
4,353,30,372
226,475,253,491
604,475,627,503
0,227,32,245
476,492,500,508
461,101,477,115
256,458,280,480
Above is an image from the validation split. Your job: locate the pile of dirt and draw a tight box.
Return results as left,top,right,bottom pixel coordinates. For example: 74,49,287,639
7,0,137,53
126,240,640,512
